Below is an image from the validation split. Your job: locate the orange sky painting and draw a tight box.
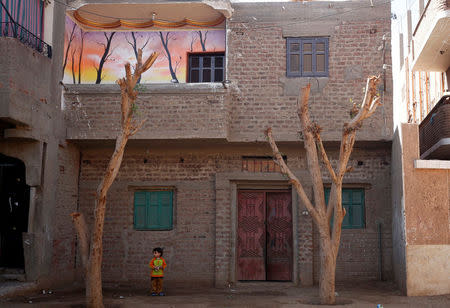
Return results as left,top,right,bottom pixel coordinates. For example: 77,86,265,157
63,17,225,84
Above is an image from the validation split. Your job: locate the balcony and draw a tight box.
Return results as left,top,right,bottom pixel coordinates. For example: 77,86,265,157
0,27,52,127
64,83,229,141
412,0,450,71
419,93,450,159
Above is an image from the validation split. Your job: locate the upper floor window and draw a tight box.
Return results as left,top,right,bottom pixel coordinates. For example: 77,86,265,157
188,52,225,83
286,37,329,77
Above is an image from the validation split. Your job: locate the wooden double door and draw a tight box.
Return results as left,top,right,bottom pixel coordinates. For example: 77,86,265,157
237,190,293,281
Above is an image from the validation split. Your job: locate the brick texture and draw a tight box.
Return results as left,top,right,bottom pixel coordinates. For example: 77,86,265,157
62,1,394,287
51,143,80,277
77,145,391,286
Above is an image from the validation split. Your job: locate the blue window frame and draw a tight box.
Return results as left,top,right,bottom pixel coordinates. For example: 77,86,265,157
188,52,225,83
324,188,365,229
286,37,329,77
134,191,173,230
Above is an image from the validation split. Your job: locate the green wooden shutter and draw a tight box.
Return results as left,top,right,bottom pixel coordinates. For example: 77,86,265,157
134,191,173,230
157,191,173,229
324,188,365,229
134,192,147,229
347,189,364,228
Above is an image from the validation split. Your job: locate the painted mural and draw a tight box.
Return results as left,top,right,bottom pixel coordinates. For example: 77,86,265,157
63,17,225,84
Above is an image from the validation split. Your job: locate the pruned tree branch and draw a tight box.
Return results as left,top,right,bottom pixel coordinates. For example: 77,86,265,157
297,84,327,218
265,127,320,224
266,74,382,305
80,49,158,308
315,133,337,184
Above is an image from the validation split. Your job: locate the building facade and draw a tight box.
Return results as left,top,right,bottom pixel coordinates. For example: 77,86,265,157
1,0,397,290
391,0,450,296
0,0,74,284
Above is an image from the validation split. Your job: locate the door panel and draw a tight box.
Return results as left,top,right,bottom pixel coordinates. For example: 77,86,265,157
237,191,266,280
266,192,293,281
0,154,29,269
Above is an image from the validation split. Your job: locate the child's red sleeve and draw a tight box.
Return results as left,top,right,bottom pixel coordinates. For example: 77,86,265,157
149,258,155,268
162,258,167,269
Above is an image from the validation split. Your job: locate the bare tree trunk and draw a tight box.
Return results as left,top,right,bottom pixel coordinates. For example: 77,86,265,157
86,133,128,308
126,32,150,84
265,76,381,305
319,236,337,304
82,50,157,308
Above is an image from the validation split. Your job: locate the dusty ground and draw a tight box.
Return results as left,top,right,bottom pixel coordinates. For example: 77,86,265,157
1,281,449,307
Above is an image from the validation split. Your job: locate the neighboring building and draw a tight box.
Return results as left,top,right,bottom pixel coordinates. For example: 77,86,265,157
391,0,450,296
0,0,76,284
1,0,397,290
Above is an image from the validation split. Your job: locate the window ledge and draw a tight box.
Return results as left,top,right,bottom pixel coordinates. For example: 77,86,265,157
414,160,450,170
65,82,228,95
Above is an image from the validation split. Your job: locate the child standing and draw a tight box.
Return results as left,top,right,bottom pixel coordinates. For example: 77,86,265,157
149,247,167,296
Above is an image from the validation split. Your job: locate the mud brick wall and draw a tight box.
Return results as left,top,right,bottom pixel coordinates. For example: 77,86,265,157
51,144,80,279
313,147,393,282
65,2,392,144
64,86,229,140
77,145,391,286
226,2,392,142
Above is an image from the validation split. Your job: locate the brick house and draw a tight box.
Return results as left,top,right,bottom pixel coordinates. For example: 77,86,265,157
1,0,396,290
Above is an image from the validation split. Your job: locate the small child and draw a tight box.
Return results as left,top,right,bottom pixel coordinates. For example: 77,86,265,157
149,247,167,296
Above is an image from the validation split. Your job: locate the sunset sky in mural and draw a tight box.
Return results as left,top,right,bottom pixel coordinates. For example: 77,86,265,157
63,17,225,84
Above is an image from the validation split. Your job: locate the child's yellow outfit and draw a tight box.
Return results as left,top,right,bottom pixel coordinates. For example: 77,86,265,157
149,257,167,295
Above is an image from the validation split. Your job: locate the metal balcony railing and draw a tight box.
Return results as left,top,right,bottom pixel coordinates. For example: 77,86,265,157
0,22,52,58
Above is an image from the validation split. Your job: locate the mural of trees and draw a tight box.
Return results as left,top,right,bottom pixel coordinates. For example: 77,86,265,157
62,23,76,75
94,32,116,84
62,16,225,84
78,29,87,84
159,31,179,83
198,31,208,51
126,32,151,83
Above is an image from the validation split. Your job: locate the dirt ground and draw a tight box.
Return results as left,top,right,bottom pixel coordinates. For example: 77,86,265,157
1,281,449,307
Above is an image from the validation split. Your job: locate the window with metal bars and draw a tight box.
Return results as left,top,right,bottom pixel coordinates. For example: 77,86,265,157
286,37,329,77
188,52,225,83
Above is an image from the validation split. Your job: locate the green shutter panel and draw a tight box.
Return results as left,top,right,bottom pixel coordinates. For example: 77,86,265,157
158,191,173,229
147,191,160,228
134,192,147,229
349,189,365,228
341,190,351,228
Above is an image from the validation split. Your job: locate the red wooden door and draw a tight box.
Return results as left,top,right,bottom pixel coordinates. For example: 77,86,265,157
237,191,266,280
237,190,293,281
266,192,293,281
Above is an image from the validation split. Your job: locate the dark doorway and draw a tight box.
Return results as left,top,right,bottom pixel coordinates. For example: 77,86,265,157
0,154,30,269
237,190,293,281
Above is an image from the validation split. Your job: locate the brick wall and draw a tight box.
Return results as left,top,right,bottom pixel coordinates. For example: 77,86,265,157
51,143,80,278
77,144,391,286
64,85,229,140
227,18,392,142
313,147,393,282
64,2,392,143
